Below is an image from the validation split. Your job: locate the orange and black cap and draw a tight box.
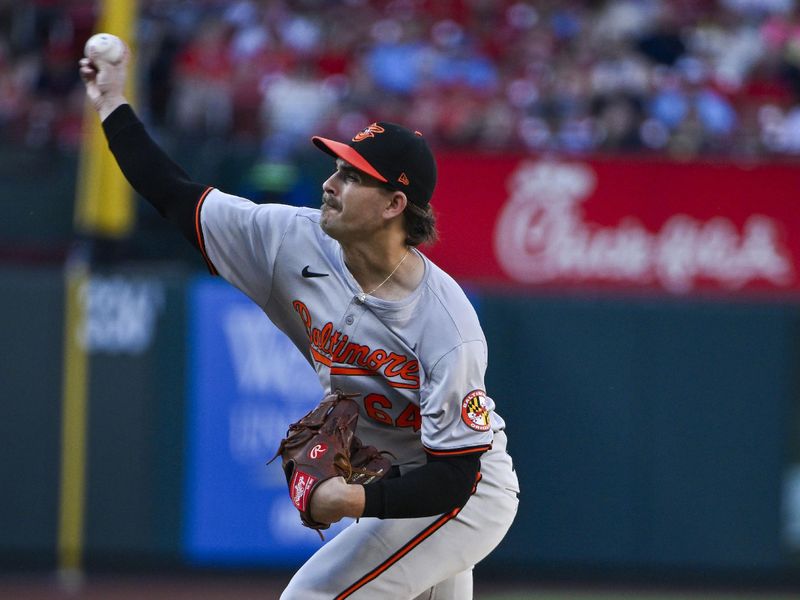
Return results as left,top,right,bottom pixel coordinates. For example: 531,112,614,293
312,122,437,207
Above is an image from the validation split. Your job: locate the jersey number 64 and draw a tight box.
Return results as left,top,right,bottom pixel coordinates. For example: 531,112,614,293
364,394,421,431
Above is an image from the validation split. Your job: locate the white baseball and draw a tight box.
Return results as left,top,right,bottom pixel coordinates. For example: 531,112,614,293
84,33,125,64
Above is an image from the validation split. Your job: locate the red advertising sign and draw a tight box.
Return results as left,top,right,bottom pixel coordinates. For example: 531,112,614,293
425,155,800,296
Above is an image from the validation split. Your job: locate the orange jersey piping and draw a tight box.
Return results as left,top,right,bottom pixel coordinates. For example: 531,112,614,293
194,187,217,275
424,443,492,456
334,473,483,598
334,510,458,598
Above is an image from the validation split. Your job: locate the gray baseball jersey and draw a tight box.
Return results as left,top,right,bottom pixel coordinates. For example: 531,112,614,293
97,99,517,598
199,189,506,467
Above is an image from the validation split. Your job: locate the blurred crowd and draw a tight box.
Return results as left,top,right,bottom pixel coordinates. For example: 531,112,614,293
4,0,800,159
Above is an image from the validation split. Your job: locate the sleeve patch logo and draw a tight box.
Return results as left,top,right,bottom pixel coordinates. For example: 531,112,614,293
461,390,491,432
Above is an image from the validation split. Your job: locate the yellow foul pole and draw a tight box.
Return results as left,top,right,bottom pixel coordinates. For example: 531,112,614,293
58,0,138,576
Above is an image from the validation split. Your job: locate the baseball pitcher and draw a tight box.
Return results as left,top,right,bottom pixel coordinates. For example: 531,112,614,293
79,37,519,600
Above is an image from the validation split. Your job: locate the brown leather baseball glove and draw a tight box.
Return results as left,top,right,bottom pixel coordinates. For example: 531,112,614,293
269,393,393,538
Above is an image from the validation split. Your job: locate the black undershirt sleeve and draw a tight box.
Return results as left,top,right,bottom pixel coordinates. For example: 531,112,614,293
361,450,483,519
101,104,209,248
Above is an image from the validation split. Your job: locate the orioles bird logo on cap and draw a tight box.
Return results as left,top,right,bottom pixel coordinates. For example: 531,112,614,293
353,123,385,142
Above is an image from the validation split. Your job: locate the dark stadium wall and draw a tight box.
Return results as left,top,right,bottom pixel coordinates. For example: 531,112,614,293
81,268,189,567
479,295,798,573
2,273,800,577
0,267,64,568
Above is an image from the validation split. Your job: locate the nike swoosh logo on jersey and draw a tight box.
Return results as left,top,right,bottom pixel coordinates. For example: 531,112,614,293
302,266,329,278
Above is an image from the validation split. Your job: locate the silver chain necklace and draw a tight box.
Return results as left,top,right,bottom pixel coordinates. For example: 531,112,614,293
356,248,410,303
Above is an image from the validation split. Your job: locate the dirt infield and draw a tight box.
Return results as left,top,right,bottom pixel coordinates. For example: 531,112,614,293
0,574,289,600
0,574,797,600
